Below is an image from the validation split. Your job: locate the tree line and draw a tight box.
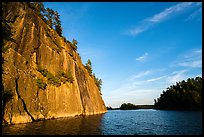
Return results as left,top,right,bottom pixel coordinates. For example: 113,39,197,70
154,76,202,110
107,76,202,111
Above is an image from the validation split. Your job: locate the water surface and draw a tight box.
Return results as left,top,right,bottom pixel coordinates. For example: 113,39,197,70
2,109,202,135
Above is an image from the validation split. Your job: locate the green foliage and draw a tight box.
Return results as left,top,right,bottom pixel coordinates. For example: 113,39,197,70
47,76,61,87
70,39,78,51
106,106,113,110
85,59,92,76
120,103,138,110
66,71,74,83
28,2,74,52
154,76,202,110
36,78,47,90
29,2,62,36
93,74,102,92
58,70,74,83
28,2,46,22
84,59,102,93
53,12,62,36
38,67,61,87
72,39,78,45
38,67,73,87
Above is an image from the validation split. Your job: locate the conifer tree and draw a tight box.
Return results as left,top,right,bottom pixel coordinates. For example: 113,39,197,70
85,59,92,75
54,11,62,36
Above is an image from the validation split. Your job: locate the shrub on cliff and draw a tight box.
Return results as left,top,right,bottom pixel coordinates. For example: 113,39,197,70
58,70,74,83
36,78,47,90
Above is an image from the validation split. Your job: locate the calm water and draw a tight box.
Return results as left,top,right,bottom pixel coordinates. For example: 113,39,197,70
2,109,202,135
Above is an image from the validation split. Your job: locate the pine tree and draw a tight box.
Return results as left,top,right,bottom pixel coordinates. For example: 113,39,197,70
45,8,55,28
85,59,92,75
54,11,62,36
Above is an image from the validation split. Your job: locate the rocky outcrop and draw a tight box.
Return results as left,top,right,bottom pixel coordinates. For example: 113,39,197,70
2,2,107,125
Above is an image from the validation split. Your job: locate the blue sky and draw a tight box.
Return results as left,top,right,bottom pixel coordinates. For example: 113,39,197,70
43,2,202,108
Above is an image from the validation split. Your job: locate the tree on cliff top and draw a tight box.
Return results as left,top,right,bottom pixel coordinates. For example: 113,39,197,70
29,2,62,37
54,11,62,36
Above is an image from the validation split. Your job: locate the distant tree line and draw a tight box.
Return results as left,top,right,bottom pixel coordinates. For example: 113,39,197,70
119,103,155,110
154,76,202,110
120,103,138,110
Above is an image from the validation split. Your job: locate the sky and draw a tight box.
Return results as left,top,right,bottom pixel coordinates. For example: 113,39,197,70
43,2,202,108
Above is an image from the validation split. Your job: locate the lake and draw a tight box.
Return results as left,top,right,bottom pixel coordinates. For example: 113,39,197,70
2,109,202,135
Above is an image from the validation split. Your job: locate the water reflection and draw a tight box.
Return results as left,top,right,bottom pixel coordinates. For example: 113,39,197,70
2,110,202,135
2,114,105,135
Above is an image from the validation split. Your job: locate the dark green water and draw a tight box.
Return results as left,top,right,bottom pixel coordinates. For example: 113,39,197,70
2,109,202,135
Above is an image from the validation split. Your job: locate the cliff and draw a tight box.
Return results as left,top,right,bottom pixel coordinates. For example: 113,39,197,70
2,2,107,125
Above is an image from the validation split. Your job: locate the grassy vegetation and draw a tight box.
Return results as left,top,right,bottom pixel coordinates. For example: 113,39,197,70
58,70,74,83
36,78,47,90
37,67,74,87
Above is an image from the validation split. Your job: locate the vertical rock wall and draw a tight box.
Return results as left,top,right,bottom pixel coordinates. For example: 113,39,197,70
2,2,107,125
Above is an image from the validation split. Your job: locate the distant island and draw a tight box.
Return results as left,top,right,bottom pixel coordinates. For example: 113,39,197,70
107,103,155,110
107,76,202,111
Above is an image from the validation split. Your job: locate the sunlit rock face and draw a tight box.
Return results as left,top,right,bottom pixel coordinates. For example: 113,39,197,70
2,2,107,125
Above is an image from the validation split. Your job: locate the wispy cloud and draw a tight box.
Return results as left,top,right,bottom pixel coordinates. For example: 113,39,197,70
175,48,202,68
128,2,202,36
147,2,193,23
103,67,201,107
129,25,150,36
146,75,167,82
129,70,151,80
136,52,148,62
166,69,188,85
184,7,202,21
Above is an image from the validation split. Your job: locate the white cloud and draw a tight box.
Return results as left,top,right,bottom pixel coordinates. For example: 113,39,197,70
178,60,202,68
146,75,167,82
129,26,148,36
176,48,202,68
129,70,151,80
136,52,148,62
128,2,201,36
148,2,193,23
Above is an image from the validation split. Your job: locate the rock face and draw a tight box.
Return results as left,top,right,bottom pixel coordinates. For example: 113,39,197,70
2,2,107,125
